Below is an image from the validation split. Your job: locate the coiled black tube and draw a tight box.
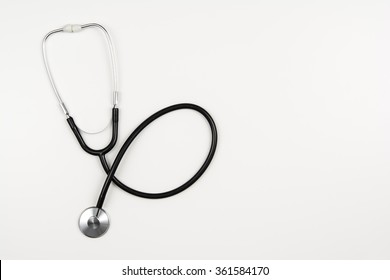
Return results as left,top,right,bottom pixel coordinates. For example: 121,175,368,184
67,103,218,209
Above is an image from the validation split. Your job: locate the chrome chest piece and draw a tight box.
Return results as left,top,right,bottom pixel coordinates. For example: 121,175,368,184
79,207,110,238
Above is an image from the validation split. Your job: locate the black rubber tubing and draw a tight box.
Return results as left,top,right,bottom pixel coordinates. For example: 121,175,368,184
67,103,218,209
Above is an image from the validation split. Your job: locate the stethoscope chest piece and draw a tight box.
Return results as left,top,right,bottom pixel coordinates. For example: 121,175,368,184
79,207,110,238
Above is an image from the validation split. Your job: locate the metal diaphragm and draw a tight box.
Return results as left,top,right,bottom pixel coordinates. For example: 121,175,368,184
79,207,110,238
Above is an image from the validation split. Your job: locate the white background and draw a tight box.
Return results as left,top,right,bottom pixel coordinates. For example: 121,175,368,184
1,0,390,259
3,260,390,280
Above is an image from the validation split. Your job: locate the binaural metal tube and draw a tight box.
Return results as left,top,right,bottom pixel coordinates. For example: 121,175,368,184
42,23,119,118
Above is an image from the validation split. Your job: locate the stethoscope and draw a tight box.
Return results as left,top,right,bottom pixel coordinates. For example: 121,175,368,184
42,23,218,238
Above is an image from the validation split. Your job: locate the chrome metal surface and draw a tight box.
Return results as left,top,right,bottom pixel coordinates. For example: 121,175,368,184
79,207,110,238
42,23,119,121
